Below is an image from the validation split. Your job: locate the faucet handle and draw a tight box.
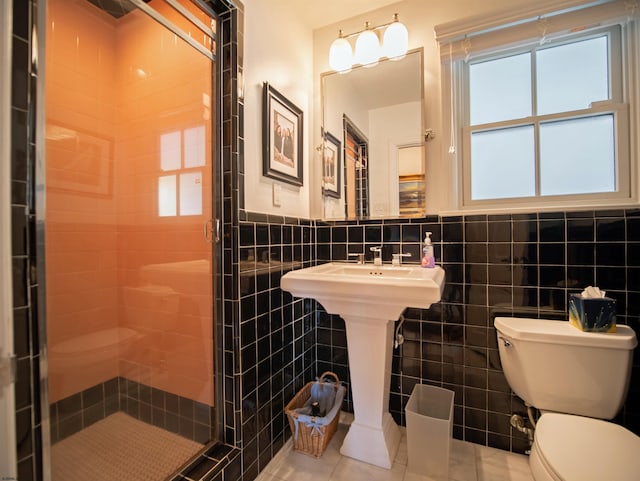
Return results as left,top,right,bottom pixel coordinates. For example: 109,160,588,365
392,253,411,266
348,253,365,264
370,246,383,265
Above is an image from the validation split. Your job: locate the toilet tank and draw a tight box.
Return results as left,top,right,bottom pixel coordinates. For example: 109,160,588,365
494,317,637,419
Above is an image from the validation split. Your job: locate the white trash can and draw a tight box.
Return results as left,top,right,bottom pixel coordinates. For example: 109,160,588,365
405,384,455,480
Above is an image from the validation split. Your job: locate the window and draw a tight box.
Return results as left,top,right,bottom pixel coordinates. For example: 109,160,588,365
436,0,639,211
158,126,206,217
465,27,628,206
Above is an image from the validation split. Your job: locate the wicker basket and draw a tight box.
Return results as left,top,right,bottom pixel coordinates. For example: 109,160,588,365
285,371,344,457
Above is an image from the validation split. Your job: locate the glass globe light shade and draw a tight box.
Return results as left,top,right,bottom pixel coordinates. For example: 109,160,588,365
355,29,380,67
329,36,353,73
383,19,408,59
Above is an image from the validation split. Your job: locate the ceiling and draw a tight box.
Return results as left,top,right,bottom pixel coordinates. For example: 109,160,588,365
283,0,402,30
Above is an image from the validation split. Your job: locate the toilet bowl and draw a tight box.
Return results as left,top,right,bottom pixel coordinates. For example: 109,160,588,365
494,317,640,481
529,413,640,481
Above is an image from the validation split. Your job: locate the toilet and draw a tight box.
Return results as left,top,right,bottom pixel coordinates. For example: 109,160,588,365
494,317,640,481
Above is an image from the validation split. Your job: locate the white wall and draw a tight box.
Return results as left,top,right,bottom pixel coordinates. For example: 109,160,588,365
369,101,422,217
243,0,314,218
322,74,371,219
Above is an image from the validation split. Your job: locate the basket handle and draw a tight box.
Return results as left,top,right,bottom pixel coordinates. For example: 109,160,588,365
318,371,340,386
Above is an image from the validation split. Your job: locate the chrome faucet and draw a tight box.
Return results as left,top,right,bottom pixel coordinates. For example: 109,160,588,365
370,246,382,266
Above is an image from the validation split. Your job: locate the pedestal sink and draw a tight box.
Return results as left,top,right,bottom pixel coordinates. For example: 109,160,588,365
281,262,445,469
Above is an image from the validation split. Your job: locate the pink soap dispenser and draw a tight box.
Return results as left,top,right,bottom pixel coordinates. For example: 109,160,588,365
421,232,435,268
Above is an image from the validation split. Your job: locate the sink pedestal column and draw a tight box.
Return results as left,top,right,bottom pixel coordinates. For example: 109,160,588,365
339,316,401,469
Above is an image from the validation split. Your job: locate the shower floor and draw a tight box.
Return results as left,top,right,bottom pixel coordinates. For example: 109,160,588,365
51,412,203,481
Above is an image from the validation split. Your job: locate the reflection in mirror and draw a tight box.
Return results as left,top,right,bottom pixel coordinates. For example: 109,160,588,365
321,48,424,220
398,144,425,215
344,116,369,218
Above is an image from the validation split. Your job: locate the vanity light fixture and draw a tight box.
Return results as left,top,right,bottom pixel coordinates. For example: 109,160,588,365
383,14,409,59
329,30,353,73
328,14,409,73
354,22,381,67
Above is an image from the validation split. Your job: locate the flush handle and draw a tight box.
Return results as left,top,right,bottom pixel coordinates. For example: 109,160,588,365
498,336,511,348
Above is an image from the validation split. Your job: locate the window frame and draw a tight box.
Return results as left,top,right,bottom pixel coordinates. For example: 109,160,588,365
459,25,631,210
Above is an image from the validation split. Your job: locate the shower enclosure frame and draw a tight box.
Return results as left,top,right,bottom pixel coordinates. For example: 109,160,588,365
1,0,18,478
34,1,228,479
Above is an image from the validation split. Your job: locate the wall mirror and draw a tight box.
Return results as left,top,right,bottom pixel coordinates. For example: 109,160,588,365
321,48,425,220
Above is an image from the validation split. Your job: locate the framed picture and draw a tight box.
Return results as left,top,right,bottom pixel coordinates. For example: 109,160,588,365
398,174,426,216
321,130,341,198
46,122,114,198
262,82,303,186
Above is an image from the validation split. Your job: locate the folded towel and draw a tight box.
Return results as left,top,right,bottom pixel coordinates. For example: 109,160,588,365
292,383,345,441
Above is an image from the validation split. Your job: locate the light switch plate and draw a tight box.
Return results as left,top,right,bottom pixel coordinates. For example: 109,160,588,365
273,184,281,207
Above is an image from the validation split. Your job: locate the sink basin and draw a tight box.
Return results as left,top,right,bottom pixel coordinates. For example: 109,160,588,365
281,262,445,469
280,262,445,320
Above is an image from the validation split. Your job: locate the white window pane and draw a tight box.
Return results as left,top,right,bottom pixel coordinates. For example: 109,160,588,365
537,36,609,115
471,126,535,200
184,125,206,168
179,172,203,216
469,53,531,125
160,131,181,171
158,175,177,216
540,115,615,196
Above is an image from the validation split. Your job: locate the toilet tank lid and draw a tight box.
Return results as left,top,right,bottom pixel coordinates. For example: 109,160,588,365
494,317,637,349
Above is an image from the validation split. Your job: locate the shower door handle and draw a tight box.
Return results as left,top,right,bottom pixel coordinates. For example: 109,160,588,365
203,218,220,244
203,219,213,243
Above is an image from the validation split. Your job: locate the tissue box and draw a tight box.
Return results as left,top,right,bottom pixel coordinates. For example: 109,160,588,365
568,294,616,333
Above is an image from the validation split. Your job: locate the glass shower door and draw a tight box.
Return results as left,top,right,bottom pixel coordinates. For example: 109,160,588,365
44,0,216,478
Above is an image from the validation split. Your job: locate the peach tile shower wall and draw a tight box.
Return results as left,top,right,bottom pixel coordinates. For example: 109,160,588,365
45,0,214,406
45,0,120,404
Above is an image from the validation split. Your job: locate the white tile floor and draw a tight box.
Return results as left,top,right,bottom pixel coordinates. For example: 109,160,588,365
257,415,535,481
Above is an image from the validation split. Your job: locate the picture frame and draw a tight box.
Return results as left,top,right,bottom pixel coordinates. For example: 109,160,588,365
46,122,114,198
262,82,303,186
321,130,341,198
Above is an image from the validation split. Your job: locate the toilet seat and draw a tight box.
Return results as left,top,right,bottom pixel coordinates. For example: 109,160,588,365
531,413,640,481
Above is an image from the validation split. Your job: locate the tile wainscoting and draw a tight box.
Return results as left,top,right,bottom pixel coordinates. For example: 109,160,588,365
314,209,640,453
238,208,640,461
